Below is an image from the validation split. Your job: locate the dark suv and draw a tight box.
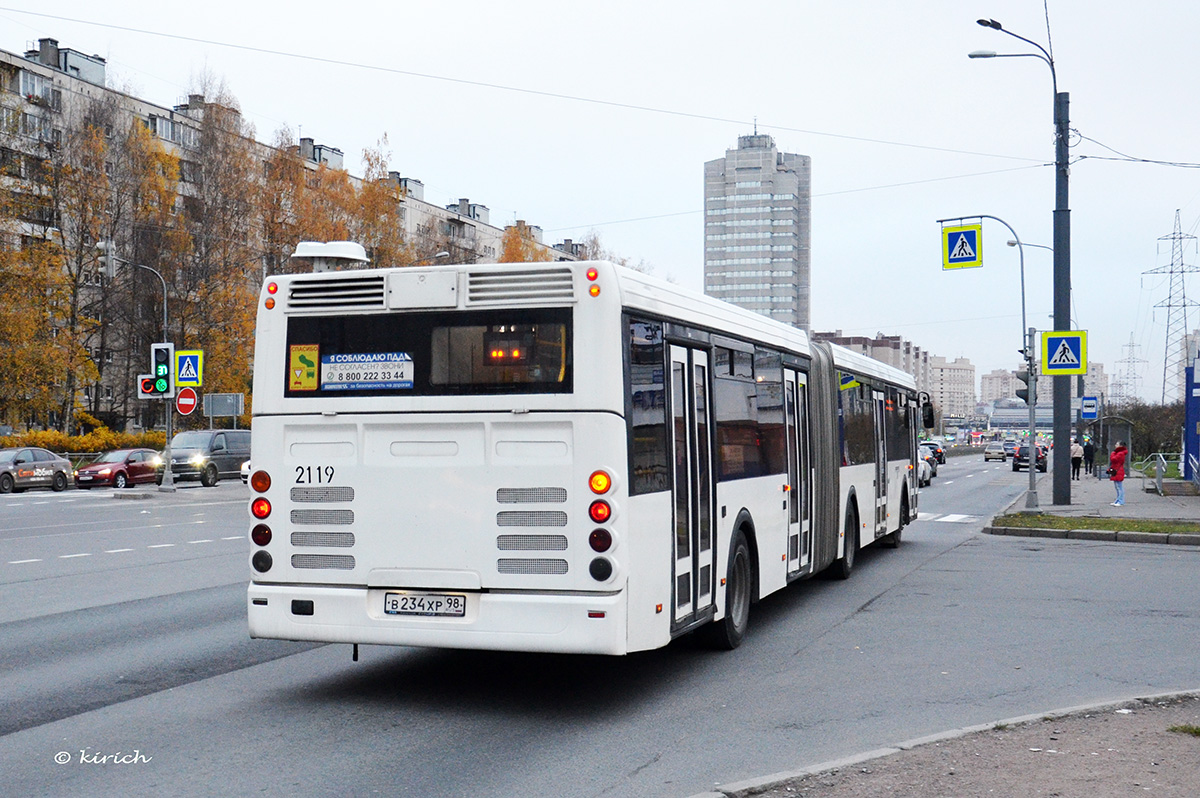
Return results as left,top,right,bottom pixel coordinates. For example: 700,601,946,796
1012,444,1047,473
158,429,251,486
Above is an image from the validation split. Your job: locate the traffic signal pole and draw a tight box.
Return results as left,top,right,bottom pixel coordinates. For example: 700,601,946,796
1025,327,1038,509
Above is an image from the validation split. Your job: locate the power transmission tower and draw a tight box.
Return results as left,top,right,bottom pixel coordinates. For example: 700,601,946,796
1110,333,1147,405
1145,210,1199,403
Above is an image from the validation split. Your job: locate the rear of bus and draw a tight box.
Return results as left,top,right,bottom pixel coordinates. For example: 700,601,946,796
246,261,637,654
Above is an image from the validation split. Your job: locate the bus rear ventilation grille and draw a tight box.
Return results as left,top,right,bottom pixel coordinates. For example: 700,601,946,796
466,268,574,304
291,532,356,548
291,486,355,503
292,554,355,570
496,487,567,504
496,511,568,527
497,558,569,575
497,534,568,551
290,509,355,526
288,276,386,310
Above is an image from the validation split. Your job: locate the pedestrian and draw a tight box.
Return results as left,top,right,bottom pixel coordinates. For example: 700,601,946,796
1108,441,1128,506
1070,438,1084,480
1083,439,1095,476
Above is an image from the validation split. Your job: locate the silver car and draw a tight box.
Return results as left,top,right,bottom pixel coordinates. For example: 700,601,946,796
0,447,72,493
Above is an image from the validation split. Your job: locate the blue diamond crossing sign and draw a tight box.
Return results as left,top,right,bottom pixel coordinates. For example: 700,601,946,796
1041,331,1087,376
942,224,982,270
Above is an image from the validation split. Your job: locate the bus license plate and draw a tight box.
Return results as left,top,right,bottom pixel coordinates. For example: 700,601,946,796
384,592,466,617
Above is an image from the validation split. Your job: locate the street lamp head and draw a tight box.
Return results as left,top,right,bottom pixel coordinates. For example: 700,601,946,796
968,50,997,59
977,18,1003,30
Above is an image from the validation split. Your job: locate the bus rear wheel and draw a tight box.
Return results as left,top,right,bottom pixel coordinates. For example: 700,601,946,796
703,528,752,650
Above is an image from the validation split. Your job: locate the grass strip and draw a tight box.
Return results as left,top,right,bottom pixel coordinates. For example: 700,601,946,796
991,514,1200,535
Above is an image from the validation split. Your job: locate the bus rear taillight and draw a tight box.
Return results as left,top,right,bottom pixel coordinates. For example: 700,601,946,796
588,500,611,524
589,470,612,494
589,528,612,552
250,470,271,492
251,524,272,546
251,498,271,519
252,551,273,573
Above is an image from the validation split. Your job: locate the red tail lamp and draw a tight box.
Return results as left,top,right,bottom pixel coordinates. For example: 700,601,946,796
251,497,272,519
251,524,272,546
250,470,271,493
586,267,599,281
589,528,612,552
588,500,612,524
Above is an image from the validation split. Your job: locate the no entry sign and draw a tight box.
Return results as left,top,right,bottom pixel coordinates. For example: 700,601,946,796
176,386,198,416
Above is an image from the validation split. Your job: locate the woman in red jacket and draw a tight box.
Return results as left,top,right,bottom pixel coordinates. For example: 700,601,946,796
1109,442,1128,506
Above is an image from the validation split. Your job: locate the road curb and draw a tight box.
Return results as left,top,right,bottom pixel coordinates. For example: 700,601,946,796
689,689,1200,798
982,525,1200,546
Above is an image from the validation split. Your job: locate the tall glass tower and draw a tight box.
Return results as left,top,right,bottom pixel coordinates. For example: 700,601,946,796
703,135,811,330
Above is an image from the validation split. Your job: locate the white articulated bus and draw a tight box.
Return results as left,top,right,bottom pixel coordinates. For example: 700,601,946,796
247,258,930,655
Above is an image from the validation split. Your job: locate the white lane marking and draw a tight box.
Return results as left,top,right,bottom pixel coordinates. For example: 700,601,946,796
147,543,175,549
60,553,92,559
105,548,134,554
189,539,213,545
937,514,976,523
221,536,243,541
8,558,42,564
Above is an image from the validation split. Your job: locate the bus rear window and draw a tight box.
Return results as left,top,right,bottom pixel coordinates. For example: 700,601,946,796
285,308,572,397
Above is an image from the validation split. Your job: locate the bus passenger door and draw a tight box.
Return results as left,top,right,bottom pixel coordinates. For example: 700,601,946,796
785,370,812,576
669,345,715,630
873,390,888,538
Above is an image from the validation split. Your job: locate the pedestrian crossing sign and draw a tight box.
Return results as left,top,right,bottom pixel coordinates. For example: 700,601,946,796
942,224,983,270
175,350,204,387
1040,331,1087,376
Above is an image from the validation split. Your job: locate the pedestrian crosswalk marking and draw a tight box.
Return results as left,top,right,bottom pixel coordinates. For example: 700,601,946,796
918,513,977,523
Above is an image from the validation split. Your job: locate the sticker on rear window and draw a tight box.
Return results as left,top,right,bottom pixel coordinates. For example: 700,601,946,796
320,352,413,390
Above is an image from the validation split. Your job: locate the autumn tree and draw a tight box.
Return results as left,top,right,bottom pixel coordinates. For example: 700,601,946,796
498,220,553,263
175,78,259,406
352,135,412,268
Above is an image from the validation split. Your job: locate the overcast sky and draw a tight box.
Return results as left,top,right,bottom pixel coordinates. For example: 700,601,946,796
6,1,1200,402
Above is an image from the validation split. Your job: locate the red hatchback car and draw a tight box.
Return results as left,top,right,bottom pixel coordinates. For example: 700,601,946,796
73,448,161,489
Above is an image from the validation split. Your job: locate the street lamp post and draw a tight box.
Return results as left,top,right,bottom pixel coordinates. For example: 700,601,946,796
970,17,1072,506
940,214,1038,508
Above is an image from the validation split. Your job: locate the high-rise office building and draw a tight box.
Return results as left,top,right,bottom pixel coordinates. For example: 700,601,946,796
703,134,811,329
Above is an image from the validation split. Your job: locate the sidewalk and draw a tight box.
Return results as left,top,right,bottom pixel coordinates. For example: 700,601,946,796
1017,463,1200,521
987,463,1200,546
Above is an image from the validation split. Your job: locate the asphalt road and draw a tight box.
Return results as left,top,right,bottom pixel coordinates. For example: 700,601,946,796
1,459,1197,798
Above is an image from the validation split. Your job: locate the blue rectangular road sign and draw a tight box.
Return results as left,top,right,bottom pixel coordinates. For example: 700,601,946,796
1081,396,1099,420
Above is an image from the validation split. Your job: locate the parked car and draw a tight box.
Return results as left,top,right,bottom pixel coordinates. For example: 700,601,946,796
0,446,72,493
918,445,938,478
983,442,1007,461
922,440,946,464
74,448,161,489
157,429,251,486
1013,444,1048,472
241,460,250,485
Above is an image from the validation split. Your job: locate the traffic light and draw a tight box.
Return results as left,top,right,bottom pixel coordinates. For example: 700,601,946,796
95,240,119,280
149,343,175,398
1015,369,1032,405
137,374,156,399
